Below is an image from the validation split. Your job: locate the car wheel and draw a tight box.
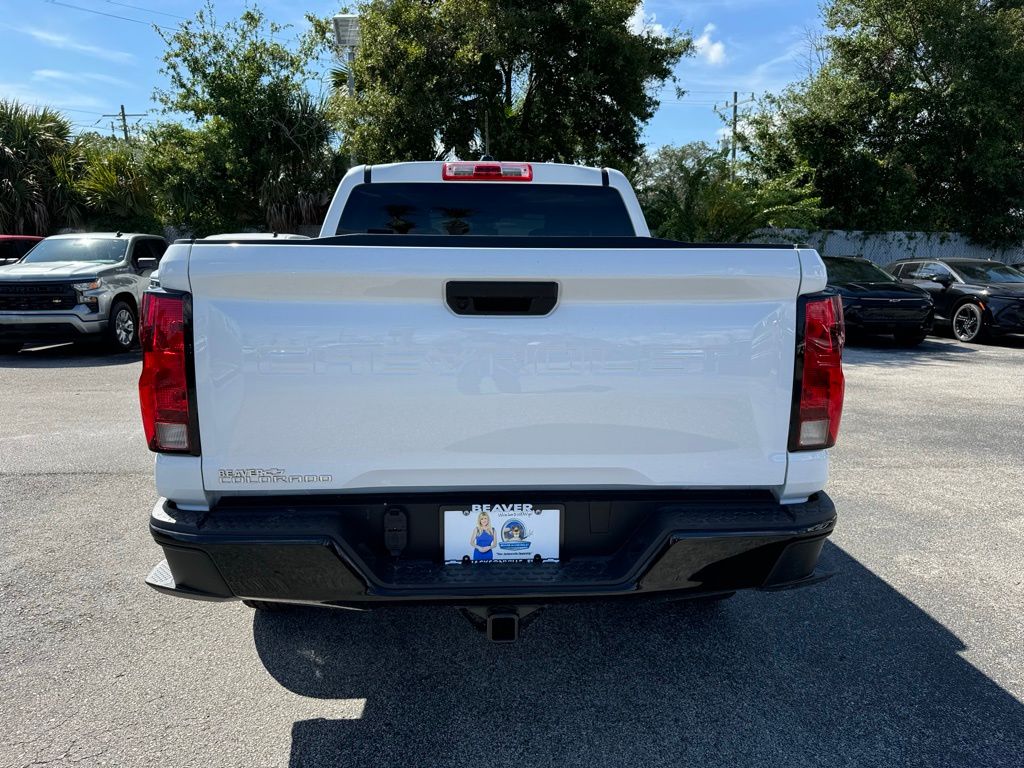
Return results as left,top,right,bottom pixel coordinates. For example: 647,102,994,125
951,302,985,343
0,343,21,355
894,330,927,347
242,599,292,612
105,299,138,352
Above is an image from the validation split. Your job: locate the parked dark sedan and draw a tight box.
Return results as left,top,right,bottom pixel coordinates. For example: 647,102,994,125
823,256,934,345
890,258,1024,342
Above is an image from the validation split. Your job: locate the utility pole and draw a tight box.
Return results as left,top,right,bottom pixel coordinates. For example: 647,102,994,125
731,91,738,171
101,104,146,141
722,92,755,179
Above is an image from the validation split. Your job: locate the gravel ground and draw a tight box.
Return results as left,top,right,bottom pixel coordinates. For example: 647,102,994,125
0,335,1022,768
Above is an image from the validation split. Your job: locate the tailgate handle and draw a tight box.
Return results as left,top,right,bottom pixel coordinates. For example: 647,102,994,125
446,281,558,316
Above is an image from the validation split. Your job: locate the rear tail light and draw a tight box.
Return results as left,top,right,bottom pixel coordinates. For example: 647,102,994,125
790,293,845,451
442,162,532,181
139,292,195,453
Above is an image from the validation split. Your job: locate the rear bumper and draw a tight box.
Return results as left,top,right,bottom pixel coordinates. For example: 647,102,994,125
147,490,837,607
842,305,933,335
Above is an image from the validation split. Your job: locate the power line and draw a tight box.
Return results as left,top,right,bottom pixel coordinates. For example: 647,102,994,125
660,89,746,95
19,103,106,116
721,92,756,175
101,104,147,140
44,0,175,31
104,0,187,20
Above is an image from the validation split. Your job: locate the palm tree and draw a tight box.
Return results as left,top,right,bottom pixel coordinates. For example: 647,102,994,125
76,136,157,231
0,100,82,235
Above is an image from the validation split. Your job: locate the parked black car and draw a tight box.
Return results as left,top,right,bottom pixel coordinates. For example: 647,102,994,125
889,258,1024,343
822,256,934,345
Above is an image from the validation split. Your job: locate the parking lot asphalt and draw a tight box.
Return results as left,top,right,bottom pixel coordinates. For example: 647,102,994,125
1,335,1022,768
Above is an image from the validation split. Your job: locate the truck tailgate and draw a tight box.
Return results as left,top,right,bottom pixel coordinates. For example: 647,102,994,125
187,242,804,493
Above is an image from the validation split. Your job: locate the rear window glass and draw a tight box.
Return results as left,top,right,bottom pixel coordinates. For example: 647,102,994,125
337,183,636,237
950,262,1024,283
823,258,897,283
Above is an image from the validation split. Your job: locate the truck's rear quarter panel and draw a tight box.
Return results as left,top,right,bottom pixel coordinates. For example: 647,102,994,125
187,242,804,495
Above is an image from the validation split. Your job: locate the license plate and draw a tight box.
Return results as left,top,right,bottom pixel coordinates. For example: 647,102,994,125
442,504,562,564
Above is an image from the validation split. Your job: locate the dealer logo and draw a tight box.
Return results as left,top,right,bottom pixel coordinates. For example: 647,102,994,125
498,518,533,551
218,468,332,484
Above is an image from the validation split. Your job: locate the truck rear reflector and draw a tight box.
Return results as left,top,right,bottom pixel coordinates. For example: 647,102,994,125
442,162,532,181
790,293,845,451
139,292,193,453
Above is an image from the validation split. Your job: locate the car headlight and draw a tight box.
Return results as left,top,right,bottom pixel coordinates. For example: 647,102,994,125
72,279,103,291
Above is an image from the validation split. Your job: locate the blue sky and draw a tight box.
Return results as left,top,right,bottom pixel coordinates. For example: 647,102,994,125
0,0,822,150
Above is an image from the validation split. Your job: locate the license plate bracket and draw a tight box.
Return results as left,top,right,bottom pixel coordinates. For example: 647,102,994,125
441,504,562,564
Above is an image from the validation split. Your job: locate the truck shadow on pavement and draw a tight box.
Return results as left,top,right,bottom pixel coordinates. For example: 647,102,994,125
0,343,140,368
253,543,1023,768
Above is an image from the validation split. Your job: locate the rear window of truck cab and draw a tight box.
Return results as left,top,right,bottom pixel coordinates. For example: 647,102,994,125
336,183,636,237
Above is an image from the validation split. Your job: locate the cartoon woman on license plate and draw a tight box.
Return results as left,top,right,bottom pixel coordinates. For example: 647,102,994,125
470,511,496,561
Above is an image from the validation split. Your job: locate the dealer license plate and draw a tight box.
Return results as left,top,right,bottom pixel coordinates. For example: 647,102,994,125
442,504,562,564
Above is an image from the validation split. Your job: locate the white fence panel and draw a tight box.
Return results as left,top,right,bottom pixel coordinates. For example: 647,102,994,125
755,229,1024,266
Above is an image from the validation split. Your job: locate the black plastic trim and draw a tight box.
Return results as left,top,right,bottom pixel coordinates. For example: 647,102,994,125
446,280,558,316
148,490,836,605
186,234,800,250
363,165,372,184
181,293,202,457
601,168,609,186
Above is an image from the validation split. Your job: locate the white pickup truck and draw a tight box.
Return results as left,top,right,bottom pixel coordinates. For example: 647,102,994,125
141,161,845,641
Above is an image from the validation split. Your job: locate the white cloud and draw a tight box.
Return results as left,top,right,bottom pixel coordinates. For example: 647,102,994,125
751,39,804,82
32,69,131,88
0,80,106,111
694,24,727,66
674,34,808,96
628,2,666,36
16,27,134,64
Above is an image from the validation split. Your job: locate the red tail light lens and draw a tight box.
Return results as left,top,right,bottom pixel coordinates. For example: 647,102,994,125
442,162,533,181
139,292,192,453
790,294,845,451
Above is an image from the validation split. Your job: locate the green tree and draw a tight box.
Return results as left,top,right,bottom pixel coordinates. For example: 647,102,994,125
154,2,343,233
0,100,82,235
75,135,159,233
746,0,1024,246
636,143,824,242
338,0,690,167
144,121,242,236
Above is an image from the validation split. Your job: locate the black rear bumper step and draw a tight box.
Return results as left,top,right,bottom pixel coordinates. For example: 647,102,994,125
147,490,836,607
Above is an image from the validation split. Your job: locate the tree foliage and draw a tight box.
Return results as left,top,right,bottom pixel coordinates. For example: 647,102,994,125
339,0,691,167
746,0,1024,246
75,136,158,233
0,100,81,235
636,143,825,242
154,2,343,233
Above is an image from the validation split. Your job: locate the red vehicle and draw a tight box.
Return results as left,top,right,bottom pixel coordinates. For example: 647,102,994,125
0,235,43,264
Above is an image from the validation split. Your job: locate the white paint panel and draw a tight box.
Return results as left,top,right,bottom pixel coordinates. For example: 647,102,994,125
187,243,804,495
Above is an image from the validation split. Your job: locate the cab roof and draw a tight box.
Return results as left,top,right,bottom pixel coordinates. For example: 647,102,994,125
45,232,164,240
